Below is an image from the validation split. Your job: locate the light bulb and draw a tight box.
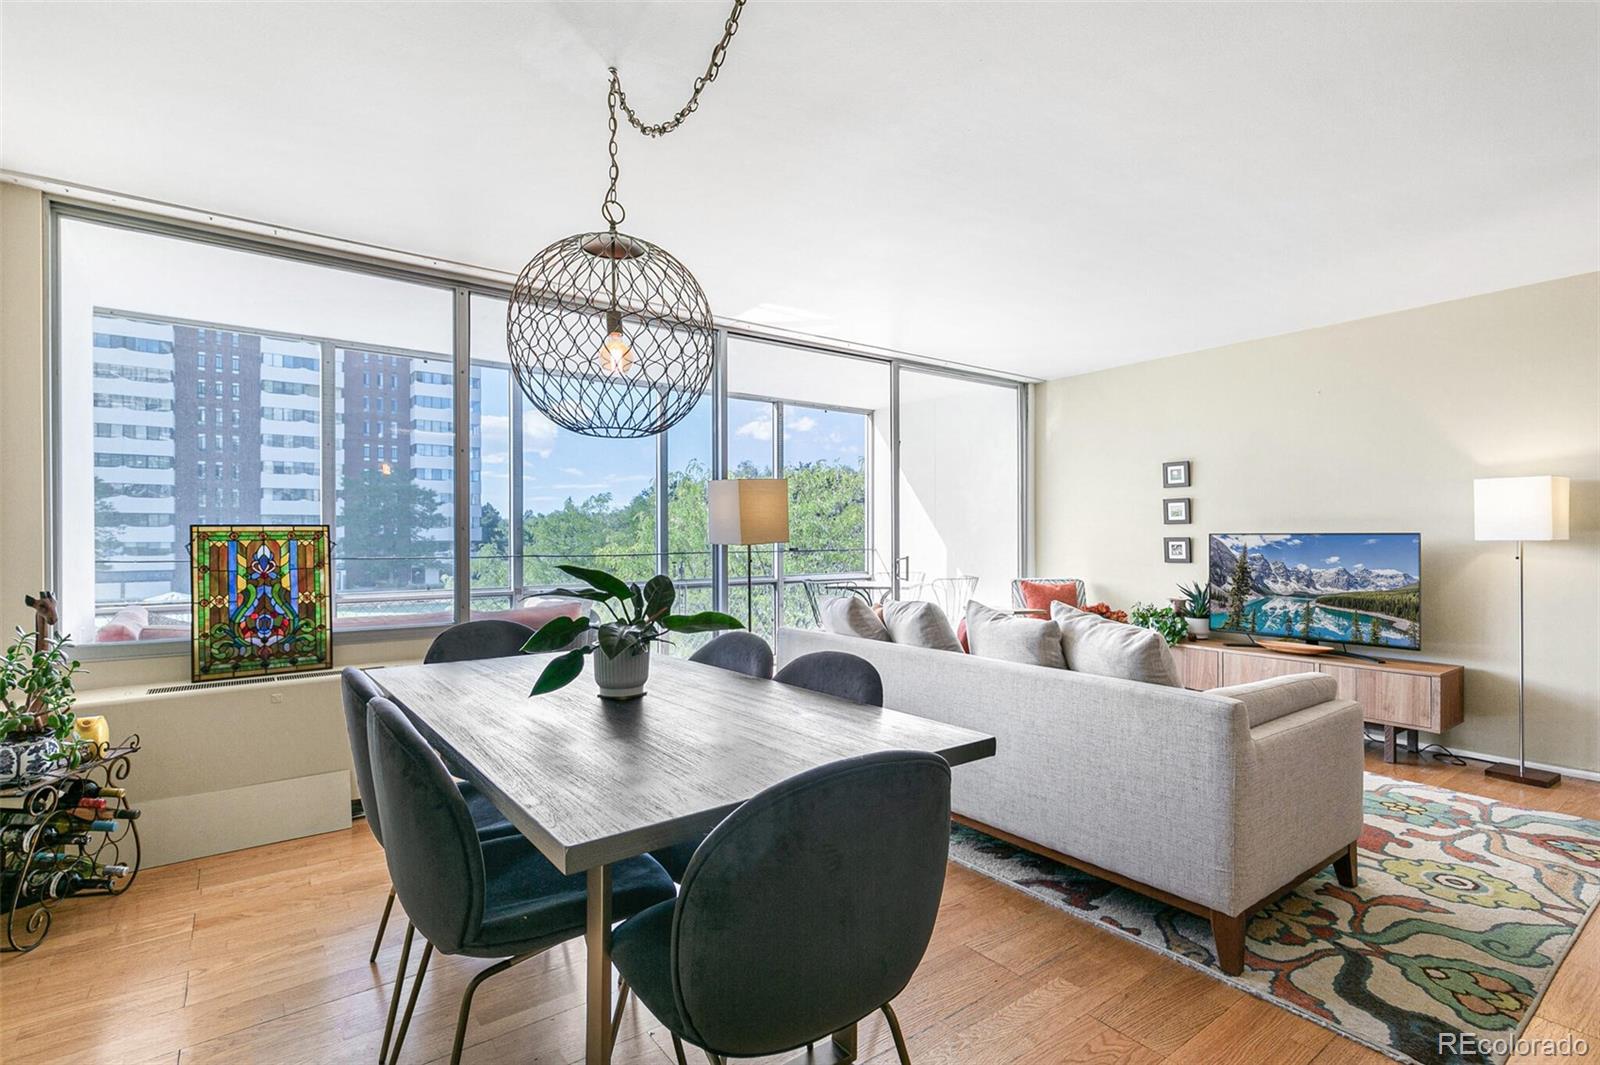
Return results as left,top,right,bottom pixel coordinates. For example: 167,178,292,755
598,330,634,374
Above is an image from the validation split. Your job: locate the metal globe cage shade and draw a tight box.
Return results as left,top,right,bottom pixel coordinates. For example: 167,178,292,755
506,229,715,438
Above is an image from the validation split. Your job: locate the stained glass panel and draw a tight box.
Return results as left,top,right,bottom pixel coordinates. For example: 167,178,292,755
189,524,332,681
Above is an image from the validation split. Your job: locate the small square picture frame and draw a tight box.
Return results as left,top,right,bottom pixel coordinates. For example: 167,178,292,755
1164,497,1191,525
1164,536,1191,564
1162,460,1191,488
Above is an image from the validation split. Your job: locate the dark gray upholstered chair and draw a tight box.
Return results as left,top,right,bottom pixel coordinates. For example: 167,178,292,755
688,632,774,679
774,650,884,708
423,619,536,664
366,696,675,1065
339,667,520,966
611,750,952,1065
648,633,777,882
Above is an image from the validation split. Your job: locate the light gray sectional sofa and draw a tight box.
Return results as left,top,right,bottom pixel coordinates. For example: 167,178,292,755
777,626,1364,974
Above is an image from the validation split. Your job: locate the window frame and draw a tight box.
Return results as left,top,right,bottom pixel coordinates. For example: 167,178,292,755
47,201,1029,660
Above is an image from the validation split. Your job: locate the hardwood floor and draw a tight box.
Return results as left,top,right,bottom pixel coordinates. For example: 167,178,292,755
3,749,1597,1065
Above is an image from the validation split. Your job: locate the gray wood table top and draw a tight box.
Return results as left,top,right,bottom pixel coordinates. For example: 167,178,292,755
372,652,996,875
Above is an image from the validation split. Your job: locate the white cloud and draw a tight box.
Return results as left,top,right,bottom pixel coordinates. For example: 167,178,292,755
1362,538,1379,545
560,466,585,477
1323,555,1341,564
735,417,772,441
521,409,557,458
788,415,817,433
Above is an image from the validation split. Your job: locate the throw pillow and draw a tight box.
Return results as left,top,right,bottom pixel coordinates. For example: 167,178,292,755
880,600,962,653
1017,578,1082,612
818,596,891,641
964,601,1066,668
1051,602,1180,687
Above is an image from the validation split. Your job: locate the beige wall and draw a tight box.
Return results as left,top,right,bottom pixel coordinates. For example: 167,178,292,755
0,186,441,863
1035,274,1600,774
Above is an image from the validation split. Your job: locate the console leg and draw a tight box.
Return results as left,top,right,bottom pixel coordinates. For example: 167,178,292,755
1383,726,1397,763
1333,842,1358,888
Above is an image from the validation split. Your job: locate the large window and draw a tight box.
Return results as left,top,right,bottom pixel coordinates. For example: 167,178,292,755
58,216,454,642
53,210,1025,654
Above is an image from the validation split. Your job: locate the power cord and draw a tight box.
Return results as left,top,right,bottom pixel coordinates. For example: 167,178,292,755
1362,728,1474,767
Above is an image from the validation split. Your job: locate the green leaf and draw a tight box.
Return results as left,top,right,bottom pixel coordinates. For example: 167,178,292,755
660,610,744,634
556,565,632,602
522,615,591,653
530,647,591,696
643,574,676,618
628,582,645,623
597,623,643,659
538,587,616,604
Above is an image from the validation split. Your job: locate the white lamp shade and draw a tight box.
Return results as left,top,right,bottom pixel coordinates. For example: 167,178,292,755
1474,476,1570,542
707,478,790,545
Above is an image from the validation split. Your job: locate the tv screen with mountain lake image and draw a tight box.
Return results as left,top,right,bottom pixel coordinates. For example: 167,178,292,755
1208,533,1421,650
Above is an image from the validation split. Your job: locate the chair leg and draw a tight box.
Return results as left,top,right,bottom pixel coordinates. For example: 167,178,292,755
370,887,396,964
387,940,433,1065
379,922,415,1064
449,952,537,1065
882,1002,913,1065
671,1034,689,1065
611,979,630,1043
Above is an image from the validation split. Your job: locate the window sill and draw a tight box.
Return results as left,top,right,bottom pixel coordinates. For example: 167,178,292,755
72,620,456,662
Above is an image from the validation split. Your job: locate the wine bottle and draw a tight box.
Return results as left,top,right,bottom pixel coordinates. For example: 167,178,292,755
73,797,110,811
36,828,91,847
45,815,117,833
44,871,113,898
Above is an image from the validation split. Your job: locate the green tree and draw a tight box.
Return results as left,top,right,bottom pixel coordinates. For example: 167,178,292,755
1298,601,1313,639
1225,544,1252,629
339,472,448,588
471,502,511,589
94,477,125,559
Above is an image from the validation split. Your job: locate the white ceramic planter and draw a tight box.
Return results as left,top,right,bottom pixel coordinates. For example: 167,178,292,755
1186,617,1212,641
0,735,61,783
593,644,651,699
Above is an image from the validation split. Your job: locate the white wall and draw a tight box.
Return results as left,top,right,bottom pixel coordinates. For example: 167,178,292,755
1035,274,1600,773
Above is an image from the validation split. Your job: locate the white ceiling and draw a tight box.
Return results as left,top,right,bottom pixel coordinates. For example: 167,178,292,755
3,2,1595,379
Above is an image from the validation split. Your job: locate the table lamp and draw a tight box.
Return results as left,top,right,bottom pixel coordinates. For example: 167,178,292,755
1473,475,1570,788
708,478,790,629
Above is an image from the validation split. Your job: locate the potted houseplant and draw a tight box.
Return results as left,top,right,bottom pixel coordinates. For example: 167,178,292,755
1176,581,1213,640
1128,602,1189,648
0,626,86,784
523,566,743,700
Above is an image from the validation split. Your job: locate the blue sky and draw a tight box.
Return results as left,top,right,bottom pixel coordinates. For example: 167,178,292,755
475,374,868,520
1219,533,1421,575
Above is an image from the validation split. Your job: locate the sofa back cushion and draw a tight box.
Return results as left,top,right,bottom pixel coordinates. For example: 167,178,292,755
965,601,1066,668
881,600,963,653
1051,602,1180,687
818,596,891,641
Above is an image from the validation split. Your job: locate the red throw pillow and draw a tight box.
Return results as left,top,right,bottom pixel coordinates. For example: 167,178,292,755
1017,579,1080,612
956,618,970,653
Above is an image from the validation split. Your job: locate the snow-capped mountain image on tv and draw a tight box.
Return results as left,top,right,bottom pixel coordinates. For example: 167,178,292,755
1208,533,1421,650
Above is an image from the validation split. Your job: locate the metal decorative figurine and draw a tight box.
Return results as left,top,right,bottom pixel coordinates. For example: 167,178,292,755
189,525,332,682
506,1,745,439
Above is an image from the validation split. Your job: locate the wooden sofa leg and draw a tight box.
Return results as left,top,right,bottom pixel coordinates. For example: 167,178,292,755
1210,911,1246,976
1333,841,1359,888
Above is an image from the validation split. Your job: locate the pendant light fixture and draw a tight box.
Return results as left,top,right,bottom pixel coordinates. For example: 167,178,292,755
506,1,746,438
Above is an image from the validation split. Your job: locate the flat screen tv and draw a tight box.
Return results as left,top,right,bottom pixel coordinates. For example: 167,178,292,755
1208,533,1421,650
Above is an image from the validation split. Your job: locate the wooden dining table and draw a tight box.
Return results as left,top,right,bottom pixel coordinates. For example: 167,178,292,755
374,651,997,1065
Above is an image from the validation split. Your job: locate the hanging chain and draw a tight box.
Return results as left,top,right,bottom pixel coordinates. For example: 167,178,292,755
601,0,746,229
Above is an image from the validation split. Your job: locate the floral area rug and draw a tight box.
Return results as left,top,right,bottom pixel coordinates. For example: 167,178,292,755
947,774,1600,1064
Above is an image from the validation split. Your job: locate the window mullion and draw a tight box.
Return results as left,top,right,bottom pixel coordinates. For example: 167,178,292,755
509,367,524,607
451,287,471,621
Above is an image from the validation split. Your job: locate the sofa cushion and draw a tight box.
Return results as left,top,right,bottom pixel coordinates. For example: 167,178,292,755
965,601,1065,668
881,600,962,653
1051,602,1180,687
818,596,891,641
1016,578,1082,612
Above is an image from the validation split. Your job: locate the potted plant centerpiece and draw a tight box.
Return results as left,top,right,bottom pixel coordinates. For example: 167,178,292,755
1176,581,1213,640
522,566,743,700
0,594,87,784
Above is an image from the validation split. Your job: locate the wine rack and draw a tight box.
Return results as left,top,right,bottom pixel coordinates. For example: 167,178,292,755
0,735,142,953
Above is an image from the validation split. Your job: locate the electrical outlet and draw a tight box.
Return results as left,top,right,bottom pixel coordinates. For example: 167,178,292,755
269,692,284,705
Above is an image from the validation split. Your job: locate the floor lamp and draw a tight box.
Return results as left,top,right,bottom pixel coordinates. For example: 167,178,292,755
1473,475,1569,788
708,478,790,630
